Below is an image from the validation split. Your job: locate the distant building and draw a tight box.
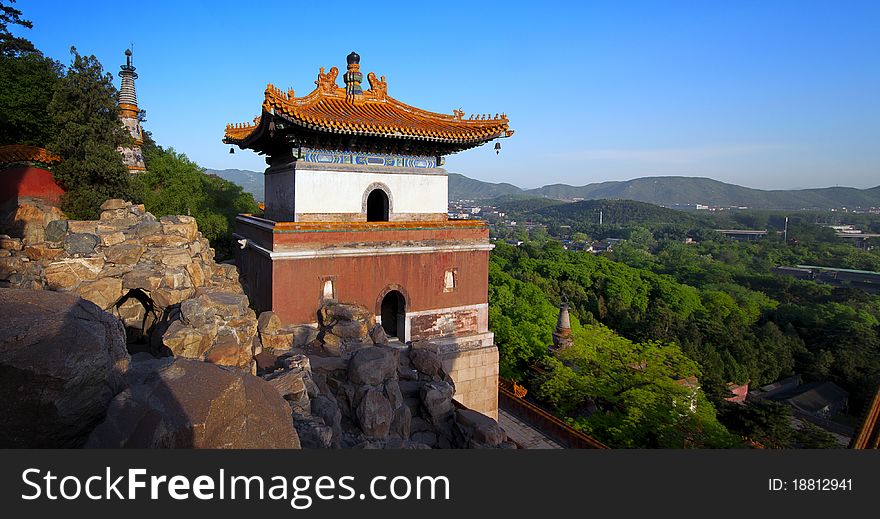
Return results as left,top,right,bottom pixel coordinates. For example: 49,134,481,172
773,265,880,293
715,229,768,241
726,382,749,404
751,375,853,443
590,238,623,253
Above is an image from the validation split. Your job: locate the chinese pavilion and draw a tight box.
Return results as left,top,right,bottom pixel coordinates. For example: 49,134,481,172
224,52,512,417
117,49,145,172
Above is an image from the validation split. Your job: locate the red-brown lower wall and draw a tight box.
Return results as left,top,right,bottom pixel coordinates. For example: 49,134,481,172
269,250,489,326
234,245,273,314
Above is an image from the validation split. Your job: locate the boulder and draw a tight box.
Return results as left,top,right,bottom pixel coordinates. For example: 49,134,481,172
0,289,129,447
411,348,443,377
201,290,248,318
421,381,455,423
321,302,372,324
99,231,126,247
161,250,192,267
105,243,145,265
294,420,334,449
291,325,319,348
265,367,308,398
204,334,249,368
311,394,342,432
257,311,282,335
74,277,124,311
356,389,393,439
152,287,194,309
160,215,199,241
66,220,99,234
185,261,205,287
44,258,104,290
369,323,388,345
348,346,396,385
132,220,162,238
456,409,506,447
86,357,300,448
121,268,161,291
0,236,22,250
162,320,213,358
44,219,68,242
179,295,216,327
261,330,294,352
391,405,412,439
63,233,99,256
1,203,64,244
100,199,128,211
23,244,63,261
328,320,368,341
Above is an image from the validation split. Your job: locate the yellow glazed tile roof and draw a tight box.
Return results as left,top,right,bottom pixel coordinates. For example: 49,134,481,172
225,65,512,146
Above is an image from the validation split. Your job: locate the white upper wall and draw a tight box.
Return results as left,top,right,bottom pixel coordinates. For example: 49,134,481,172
294,168,448,215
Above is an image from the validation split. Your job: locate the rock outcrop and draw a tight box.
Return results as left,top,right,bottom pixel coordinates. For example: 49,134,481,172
255,302,514,449
0,289,129,447
87,356,300,449
0,199,257,371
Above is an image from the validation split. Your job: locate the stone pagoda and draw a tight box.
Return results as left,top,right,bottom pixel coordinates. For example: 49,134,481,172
117,49,145,171
224,52,513,417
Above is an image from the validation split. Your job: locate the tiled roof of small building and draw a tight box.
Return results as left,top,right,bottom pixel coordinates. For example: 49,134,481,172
0,145,61,167
224,57,513,149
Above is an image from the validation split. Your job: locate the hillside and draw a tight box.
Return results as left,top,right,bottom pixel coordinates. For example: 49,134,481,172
206,168,264,201
487,194,567,214
206,168,880,210
448,173,522,200
531,199,704,227
525,177,880,209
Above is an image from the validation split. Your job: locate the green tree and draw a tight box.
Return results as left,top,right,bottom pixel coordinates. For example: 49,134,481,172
0,0,35,56
48,47,134,218
535,323,735,448
133,144,259,259
0,51,62,145
717,400,794,448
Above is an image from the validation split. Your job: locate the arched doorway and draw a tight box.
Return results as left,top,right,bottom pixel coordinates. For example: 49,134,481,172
380,290,406,340
366,189,389,221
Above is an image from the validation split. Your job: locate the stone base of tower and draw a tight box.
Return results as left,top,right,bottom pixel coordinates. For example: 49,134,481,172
414,332,498,419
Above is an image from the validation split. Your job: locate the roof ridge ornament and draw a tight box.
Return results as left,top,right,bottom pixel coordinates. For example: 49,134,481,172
316,67,339,94
367,71,387,101
344,51,363,101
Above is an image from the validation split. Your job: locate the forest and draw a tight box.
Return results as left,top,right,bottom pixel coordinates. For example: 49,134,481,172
487,199,880,448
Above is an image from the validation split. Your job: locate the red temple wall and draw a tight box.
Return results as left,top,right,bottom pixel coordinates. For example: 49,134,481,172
0,166,65,205
270,249,489,326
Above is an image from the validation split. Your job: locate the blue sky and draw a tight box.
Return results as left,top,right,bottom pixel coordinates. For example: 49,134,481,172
13,0,880,190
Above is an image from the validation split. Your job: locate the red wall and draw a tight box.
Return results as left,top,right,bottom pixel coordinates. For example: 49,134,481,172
270,249,489,325
0,166,65,205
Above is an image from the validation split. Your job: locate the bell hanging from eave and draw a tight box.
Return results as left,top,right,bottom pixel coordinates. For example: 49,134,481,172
494,142,501,155
229,147,235,154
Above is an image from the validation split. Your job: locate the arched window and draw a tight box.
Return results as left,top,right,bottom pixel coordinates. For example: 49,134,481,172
366,189,390,222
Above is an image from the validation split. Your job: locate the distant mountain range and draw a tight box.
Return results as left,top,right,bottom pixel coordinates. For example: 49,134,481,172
451,174,880,210
206,169,265,201
207,168,880,210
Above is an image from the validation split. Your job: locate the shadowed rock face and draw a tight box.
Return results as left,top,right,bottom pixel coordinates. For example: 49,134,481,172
87,356,300,449
0,199,258,372
0,289,130,447
255,302,515,449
